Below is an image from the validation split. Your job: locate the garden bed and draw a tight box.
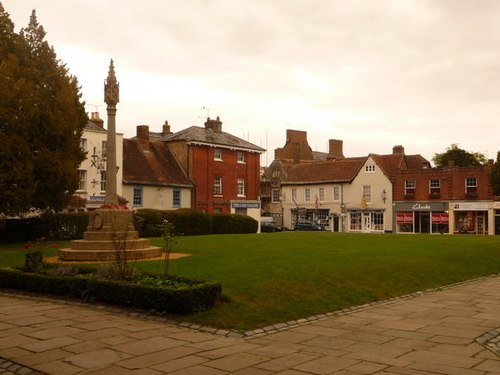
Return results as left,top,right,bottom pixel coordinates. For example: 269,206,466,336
0,266,222,315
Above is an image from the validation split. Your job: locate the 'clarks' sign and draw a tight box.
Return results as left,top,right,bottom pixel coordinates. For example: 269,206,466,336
412,203,431,210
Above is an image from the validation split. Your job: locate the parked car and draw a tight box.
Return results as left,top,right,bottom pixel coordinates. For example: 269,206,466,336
294,221,322,231
261,221,283,232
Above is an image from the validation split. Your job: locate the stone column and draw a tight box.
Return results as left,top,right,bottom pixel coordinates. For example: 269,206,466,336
104,59,119,205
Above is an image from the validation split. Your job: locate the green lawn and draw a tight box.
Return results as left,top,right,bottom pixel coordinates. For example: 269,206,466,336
2,233,500,331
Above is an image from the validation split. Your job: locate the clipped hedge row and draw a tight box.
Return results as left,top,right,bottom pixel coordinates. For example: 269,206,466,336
1,209,258,243
212,213,258,234
134,208,213,237
0,268,222,315
0,213,89,243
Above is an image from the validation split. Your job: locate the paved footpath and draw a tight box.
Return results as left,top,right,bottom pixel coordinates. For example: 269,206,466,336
0,276,499,375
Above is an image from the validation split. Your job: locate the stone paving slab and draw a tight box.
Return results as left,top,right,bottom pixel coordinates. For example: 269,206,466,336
0,275,499,374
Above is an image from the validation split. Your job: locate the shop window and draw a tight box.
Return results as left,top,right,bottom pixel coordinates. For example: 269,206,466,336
429,179,440,196
465,178,477,197
371,212,384,231
350,212,362,231
396,212,413,233
405,180,415,197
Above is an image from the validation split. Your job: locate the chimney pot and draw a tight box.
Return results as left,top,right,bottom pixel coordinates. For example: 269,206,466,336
162,120,171,136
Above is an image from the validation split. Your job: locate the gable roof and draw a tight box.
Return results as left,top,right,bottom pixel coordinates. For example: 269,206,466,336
123,138,192,187
163,126,265,153
282,157,366,185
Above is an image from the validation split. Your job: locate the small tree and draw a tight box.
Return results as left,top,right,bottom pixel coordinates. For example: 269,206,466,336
490,151,500,196
432,144,486,168
160,220,177,278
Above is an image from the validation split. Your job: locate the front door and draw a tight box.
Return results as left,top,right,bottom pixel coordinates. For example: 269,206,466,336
363,213,371,232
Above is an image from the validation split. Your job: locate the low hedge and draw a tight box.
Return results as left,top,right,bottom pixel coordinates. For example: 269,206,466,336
0,268,222,315
0,212,89,243
212,213,258,234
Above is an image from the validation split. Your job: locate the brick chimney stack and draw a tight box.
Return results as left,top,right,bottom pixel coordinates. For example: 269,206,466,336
393,145,405,154
205,116,222,133
136,125,149,140
162,120,172,136
90,112,104,127
327,139,344,160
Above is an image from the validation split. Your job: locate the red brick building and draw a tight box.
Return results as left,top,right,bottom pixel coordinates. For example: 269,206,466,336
393,163,495,234
164,117,265,214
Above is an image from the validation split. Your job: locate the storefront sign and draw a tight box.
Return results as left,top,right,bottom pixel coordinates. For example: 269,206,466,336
431,212,449,224
453,202,489,211
396,212,413,223
412,203,431,210
86,195,104,208
231,202,260,209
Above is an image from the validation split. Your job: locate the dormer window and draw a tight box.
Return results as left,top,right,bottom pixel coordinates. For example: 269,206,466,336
214,148,222,161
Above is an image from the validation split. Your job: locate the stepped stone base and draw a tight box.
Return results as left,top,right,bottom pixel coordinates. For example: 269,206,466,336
58,209,162,262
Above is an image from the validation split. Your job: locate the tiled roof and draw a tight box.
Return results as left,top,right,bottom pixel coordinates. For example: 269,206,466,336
85,120,106,132
283,157,366,184
371,153,430,177
123,138,192,187
163,126,265,152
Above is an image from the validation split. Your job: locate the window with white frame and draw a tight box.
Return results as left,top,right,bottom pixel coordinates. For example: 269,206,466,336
429,179,440,195
100,170,106,191
333,186,340,201
214,176,222,195
365,165,376,172
133,186,143,207
214,148,222,161
237,178,245,197
78,170,86,191
319,187,325,202
405,180,416,195
305,188,311,202
465,178,477,195
292,189,297,203
80,138,87,152
372,212,384,231
173,188,181,207
237,151,245,163
271,189,280,203
350,212,362,231
363,185,371,203
101,141,107,158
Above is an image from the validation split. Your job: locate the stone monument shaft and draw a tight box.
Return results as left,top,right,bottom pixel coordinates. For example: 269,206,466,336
104,59,119,205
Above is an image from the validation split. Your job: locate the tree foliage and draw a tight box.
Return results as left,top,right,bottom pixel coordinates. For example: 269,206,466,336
490,151,500,196
0,6,87,215
432,144,487,168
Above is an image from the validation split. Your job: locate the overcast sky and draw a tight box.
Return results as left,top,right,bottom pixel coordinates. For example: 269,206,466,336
4,0,500,165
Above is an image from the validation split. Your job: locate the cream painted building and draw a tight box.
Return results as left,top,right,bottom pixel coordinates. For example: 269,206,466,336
73,113,123,211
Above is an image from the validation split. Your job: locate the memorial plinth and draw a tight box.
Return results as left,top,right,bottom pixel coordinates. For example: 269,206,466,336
58,209,162,261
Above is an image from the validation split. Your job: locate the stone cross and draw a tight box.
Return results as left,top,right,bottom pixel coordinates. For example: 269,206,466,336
104,59,119,205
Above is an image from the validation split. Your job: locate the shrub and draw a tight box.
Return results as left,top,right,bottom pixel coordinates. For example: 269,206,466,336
134,209,212,237
212,214,258,234
0,212,89,243
0,268,222,315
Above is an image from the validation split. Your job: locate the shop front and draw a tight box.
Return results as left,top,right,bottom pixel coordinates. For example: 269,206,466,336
394,202,449,234
451,201,491,235
348,210,385,233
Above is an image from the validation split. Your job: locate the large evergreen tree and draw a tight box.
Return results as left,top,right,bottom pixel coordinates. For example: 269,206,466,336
0,5,87,214
432,144,487,168
490,152,500,196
